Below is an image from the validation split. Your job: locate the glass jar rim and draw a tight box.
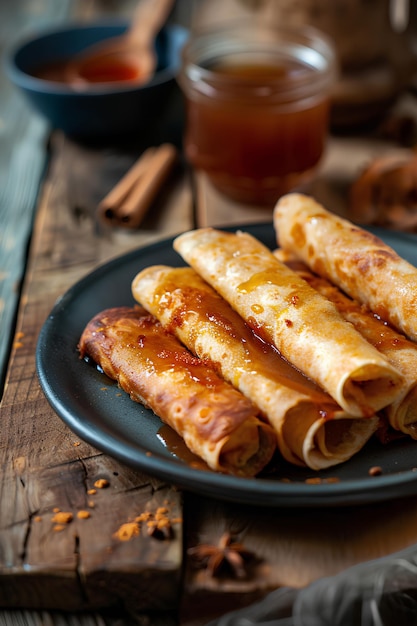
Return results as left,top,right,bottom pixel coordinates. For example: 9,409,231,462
179,20,338,100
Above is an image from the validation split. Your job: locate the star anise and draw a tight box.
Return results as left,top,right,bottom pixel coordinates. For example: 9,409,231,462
187,532,253,579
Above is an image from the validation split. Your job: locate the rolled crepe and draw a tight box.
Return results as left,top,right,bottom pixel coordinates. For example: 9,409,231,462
275,249,417,439
132,265,379,469
274,192,417,342
174,228,404,418
78,306,276,477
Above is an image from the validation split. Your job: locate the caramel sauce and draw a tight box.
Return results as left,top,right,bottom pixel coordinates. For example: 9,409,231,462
154,271,339,409
29,60,72,83
83,307,228,391
82,307,264,450
157,424,210,471
304,273,413,353
183,60,330,205
76,57,141,83
122,314,228,390
30,57,141,84
236,268,307,298
213,60,303,81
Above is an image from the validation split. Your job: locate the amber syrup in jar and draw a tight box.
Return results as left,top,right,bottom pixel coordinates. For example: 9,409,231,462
179,23,337,206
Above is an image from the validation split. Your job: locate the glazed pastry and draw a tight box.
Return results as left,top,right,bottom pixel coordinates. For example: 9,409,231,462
275,248,417,440
174,227,404,418
132,265,379,469
274,192,417,342
78,306,276,477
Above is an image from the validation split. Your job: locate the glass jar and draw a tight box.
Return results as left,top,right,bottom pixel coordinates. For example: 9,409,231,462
178,21,337,206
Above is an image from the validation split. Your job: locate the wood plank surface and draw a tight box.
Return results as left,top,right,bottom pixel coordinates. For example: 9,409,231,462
3,1,417,625
0,0,75,391
0,1,191,622
0,130,193,617
3,85,417,626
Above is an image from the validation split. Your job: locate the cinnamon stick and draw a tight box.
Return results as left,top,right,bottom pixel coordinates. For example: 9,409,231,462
98,143,177,228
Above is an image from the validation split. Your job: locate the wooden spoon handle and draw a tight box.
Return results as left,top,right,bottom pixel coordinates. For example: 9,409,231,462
127,0,175,48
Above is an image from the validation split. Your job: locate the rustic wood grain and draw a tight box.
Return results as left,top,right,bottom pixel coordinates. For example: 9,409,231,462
0,0,76,391
0,131,193,614
3,1,417,624
179,490,417,625
4,106,417,626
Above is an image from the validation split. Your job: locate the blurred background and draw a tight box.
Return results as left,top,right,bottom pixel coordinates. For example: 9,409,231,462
2,0,417,374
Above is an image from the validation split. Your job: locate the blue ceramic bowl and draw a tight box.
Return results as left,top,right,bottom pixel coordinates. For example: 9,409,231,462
5,20,188,138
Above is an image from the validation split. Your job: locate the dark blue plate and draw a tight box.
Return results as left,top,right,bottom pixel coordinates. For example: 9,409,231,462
36,224,417,507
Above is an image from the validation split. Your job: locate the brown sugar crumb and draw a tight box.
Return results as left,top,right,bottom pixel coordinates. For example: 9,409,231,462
14,332,24,347
146,507,173,539
87,489,97,495
115,507,178,543
155,507,169,517
73,441,81,447
52,511,73,525
88,500,95,508
113,522,140,541
77,510,91,520
34,516,42,522
94,478,110,489
146,518,173,540
369,465,383,476
135,511,153,523
52,507,60,513
305,477,323,484
53,524,66,532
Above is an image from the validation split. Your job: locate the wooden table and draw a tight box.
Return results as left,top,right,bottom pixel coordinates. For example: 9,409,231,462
3,3,417,626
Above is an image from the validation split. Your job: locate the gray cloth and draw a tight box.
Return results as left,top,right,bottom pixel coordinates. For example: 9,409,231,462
206,543,417,626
